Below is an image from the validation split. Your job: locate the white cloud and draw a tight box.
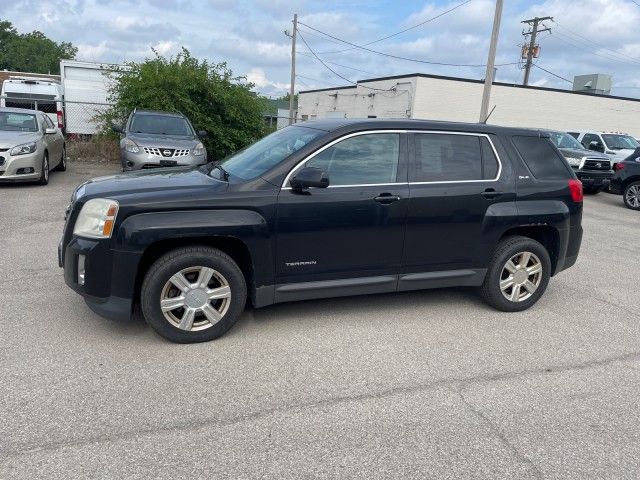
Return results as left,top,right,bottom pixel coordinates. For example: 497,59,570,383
246,67,289,94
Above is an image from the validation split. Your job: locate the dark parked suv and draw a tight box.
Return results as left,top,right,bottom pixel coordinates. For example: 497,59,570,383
59,119,583,343
609,148,640,210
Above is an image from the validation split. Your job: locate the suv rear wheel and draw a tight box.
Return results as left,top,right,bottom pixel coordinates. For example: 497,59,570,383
141,246,247,343
481,236,551,312
623,181,640,210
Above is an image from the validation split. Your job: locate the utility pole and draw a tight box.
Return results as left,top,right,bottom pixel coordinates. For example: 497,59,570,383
521,16,552,86
288,13,298,125
479,0,503,123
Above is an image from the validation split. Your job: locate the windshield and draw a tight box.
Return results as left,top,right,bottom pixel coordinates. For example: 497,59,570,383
549,131,584,150
0,112,38,132
219,126,324,180
602,134,640,150
130,114,193,136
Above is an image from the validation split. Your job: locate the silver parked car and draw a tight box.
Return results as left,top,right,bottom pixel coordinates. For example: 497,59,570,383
0,107,66,185
114,110,207,171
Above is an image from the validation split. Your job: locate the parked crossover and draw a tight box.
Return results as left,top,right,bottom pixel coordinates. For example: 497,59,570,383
114,110,207,171
0,107,66,184
60,119,583,343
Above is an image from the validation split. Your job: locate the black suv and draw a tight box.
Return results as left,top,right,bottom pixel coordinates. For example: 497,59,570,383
610,147,640,210
59,119,583,343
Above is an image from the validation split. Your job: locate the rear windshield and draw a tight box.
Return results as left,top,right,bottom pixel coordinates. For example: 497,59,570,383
0,112,38,132
130,114,193,136
512,136,571,180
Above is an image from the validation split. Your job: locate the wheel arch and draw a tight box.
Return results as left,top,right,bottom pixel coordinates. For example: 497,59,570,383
498,226,561,275
134,236,255,307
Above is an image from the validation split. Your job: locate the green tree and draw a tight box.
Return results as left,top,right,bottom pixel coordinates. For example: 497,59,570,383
102,48,267,160
0,20,77,74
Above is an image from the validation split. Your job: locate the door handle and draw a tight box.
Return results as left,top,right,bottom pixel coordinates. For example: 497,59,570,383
481,188,503,199
374,193,401,204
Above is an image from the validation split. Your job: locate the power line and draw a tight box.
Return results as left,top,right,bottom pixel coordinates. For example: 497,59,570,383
297,29,394,91
533,64,572,83
552,19,640,65
297,21,518,68
549,29,640,67
316,0,473,55
296,50,377,75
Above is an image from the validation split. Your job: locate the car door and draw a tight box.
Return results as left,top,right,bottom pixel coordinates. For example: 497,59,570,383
399,131,515,290
275,131,409,297
40,114,61,163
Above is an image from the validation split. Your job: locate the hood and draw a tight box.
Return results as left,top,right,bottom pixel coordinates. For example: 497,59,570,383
74,166,226,201
609,148,636,159
0,130,39,149
559,147,608,160
127,132,199,148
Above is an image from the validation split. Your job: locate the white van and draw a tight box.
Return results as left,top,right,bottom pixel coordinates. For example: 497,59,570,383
0,76,64,130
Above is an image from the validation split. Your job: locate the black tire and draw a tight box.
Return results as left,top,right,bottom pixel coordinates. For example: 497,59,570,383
54,144,67,172
480,236,551,312
141,246,247,343
37,152,49,185
623,181,640,210
583,185,602,195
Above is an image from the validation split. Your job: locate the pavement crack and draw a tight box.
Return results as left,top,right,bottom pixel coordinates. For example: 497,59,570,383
456,388,544,479
3,350,639,460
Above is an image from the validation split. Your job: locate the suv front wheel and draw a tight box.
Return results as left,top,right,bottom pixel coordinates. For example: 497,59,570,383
481,236,551,312
141,246,247,343
623,181,640,210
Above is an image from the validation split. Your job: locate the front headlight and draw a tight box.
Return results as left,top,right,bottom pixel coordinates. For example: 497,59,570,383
124,138,140,153
73,199,119,239
193,142,205,156
566,156,581,167
10,142,37,156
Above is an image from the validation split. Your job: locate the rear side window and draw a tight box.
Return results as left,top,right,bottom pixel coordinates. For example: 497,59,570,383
512,136,570,180
412,133,498,182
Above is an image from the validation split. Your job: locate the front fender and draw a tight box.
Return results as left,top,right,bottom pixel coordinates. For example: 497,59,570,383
114,209,273,287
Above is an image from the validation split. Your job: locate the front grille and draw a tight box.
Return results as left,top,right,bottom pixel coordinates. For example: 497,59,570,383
141,164,166,169
583,158,611,171
143,147,190,157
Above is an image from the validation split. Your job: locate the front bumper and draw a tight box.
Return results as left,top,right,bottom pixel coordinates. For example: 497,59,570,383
60,235,142,322
121,149,207,171
0,149,43,181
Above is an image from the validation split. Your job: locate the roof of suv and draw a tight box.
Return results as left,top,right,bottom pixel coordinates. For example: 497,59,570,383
132,109,186,118
298,118,541,136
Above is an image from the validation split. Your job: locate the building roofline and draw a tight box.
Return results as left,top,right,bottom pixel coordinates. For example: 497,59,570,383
299,72,640,103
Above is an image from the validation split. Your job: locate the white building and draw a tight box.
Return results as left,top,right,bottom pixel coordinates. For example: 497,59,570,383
297,73,640,137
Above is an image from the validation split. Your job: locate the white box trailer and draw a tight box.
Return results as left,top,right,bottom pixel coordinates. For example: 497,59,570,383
60,60,120,135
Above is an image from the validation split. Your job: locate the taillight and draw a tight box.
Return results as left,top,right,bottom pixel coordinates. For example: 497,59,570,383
568,179,583,202
57,110,64,129
615,162,625,171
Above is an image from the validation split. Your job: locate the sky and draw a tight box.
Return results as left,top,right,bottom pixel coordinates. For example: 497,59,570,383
2,0,640,98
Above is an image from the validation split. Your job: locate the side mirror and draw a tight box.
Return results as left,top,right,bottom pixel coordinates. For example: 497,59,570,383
290,167,329,190
45,127,57,135
589,141,604,152
197,130,207,137
111,124,123,134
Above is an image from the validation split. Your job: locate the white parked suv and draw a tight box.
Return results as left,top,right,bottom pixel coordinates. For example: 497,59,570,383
567,130,639,167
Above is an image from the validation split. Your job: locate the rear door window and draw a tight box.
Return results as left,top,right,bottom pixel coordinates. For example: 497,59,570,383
512,136,571,179
411,133,498,182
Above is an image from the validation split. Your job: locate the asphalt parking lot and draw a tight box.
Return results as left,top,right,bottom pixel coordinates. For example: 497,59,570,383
1,161,639,479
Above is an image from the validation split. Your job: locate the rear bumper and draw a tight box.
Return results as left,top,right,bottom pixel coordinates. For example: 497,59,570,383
60,235,141,322
556,225,583,274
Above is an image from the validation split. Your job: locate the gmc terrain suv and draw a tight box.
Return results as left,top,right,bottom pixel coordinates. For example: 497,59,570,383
59,119,583,343
113,109,207,171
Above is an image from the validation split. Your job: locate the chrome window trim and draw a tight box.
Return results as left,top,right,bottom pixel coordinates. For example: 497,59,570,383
280,129,503,189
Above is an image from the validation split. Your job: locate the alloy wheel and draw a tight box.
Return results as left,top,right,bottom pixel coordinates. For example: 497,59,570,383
625,184,640,208
499,251,542,302
160,266,231,331
43,155,49,182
